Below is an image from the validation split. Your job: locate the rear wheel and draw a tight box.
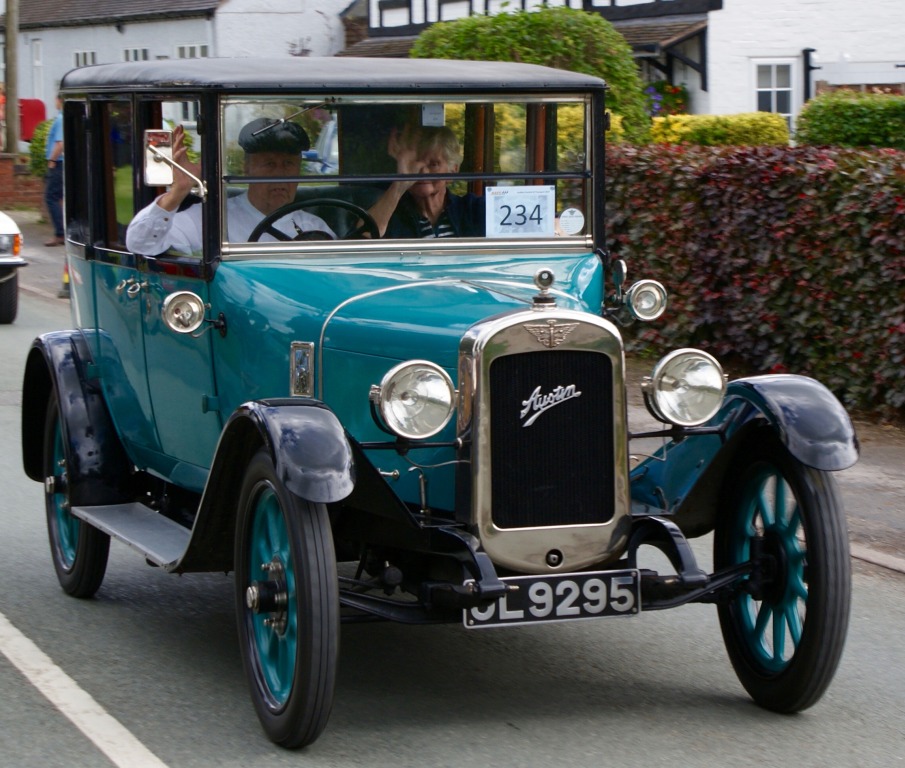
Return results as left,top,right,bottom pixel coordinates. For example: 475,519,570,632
235,450,339,748
44,393,110,597
715,431,851,712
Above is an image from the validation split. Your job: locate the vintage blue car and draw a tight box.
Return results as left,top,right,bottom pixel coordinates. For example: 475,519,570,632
21,58,858,748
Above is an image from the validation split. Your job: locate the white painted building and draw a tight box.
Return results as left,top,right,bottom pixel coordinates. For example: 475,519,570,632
3,0,904,129
0,0,351,118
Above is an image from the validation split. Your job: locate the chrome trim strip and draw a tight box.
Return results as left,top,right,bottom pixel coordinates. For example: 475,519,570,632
220,235,593,260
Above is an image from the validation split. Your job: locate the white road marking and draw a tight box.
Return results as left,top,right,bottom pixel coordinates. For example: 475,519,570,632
851,543,905,575
0,611,169,768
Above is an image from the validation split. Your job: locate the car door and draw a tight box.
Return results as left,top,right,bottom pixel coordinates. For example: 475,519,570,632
91,98,161,460
134,99,223,487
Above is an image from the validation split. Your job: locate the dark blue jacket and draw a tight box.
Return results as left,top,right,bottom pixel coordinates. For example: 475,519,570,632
384,192,485,239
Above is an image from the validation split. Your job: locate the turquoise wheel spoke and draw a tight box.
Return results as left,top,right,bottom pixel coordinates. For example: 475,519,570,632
753,600,771,641
249,485,296,708
52,422,78,567
789,547,808,598
785,603,803,645
772,606,787,662
734,465,810,672
757,481,775,528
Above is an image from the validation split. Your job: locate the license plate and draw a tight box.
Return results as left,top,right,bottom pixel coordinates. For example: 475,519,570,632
463,569,640,629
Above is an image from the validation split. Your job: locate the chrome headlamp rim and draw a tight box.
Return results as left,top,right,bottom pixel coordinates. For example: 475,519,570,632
624,279,668,321
373,360,456,440
642,348,726,427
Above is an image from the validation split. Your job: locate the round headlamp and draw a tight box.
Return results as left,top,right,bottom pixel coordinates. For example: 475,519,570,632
625,279,668,321
642,349,726,427
372,361,455,440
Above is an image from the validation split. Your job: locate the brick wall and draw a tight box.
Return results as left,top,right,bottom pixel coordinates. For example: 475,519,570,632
0,154,45,209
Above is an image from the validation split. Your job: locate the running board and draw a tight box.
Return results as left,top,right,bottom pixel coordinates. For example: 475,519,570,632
70,503,191,570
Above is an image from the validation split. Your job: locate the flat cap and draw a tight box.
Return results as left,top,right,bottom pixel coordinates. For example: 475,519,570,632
238,118,310,154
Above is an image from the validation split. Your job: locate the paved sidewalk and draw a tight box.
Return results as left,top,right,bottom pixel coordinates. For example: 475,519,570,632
9,209,70,300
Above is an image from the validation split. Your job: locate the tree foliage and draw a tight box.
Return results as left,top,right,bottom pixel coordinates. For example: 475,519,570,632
410,6,650,142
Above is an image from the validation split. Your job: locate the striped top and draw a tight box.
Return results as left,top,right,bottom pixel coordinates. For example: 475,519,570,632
416,209,455,238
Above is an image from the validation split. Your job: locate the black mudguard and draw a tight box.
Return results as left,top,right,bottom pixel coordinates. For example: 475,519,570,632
725,374,859,471
631,374,859,537
21,331,133,505
175,398,357,572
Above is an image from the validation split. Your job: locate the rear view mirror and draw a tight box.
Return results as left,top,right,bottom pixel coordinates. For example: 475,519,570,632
144,130,175,186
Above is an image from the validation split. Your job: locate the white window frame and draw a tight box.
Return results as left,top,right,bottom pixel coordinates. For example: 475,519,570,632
176,44,209,59
124,48,150,62
74,50,98,68
753,58,797,131
33,40,44,101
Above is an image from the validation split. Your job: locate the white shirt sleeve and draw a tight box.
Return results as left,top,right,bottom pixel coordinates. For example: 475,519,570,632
126,193,336,254
125,197,203,256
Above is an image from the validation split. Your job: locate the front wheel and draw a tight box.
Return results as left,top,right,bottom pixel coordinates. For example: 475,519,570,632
235,450,339,748
0,268,18,324
44,393,110,597
715,431,851,713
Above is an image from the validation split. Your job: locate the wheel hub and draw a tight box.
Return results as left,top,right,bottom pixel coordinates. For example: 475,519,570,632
246,558,288,634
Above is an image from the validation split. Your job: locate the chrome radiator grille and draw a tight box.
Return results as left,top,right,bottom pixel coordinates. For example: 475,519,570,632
488,350,615,529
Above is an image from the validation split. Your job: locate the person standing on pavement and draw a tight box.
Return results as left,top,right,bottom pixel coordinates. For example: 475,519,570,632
44,95,65,247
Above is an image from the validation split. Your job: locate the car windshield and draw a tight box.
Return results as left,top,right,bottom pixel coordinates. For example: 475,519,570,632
220,94,592,247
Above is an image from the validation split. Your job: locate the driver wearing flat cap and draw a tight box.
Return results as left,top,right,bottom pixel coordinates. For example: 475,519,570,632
126,119,334,257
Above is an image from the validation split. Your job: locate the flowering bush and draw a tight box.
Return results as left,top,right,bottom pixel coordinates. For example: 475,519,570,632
644,80,688,116
651,113,789,146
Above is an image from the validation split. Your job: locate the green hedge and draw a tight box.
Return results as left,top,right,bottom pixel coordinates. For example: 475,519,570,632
29,120,52,177
651,112,789,146
606,144,905,417
796,91,905,149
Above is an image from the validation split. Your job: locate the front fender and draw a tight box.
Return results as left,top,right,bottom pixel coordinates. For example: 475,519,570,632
175,399,355,572
724,374,858,471
21,331,132,504
631,374,858,537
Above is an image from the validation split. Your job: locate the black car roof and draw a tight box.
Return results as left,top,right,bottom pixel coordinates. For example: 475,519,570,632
60,56,606,94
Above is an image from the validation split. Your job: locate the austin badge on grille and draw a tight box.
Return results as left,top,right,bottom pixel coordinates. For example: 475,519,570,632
523,319,579,348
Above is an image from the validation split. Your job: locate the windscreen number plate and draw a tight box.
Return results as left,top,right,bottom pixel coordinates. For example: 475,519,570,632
464,569,640,629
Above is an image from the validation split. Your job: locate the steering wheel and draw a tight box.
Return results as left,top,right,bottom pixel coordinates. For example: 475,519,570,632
247,198,380,242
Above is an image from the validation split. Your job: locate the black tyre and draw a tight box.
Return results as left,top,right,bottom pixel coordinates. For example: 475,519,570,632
235,450,339,748
0,268,18,324
715,431,851,712
44,393,110,597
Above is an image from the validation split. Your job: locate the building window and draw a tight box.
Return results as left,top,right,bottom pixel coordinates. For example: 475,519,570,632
756,62,793,130
124,48,150,62
177,44,209,59
74,51,97,68
33,40,44,101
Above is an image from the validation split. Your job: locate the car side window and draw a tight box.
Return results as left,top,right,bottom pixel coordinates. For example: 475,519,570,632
98,101,133,250
63,100,90,244
126,99,204,259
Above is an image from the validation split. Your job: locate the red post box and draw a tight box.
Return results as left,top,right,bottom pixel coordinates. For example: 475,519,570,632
19,99,48,141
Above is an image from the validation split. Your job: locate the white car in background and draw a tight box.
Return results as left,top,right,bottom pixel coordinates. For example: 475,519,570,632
0,211,25,324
